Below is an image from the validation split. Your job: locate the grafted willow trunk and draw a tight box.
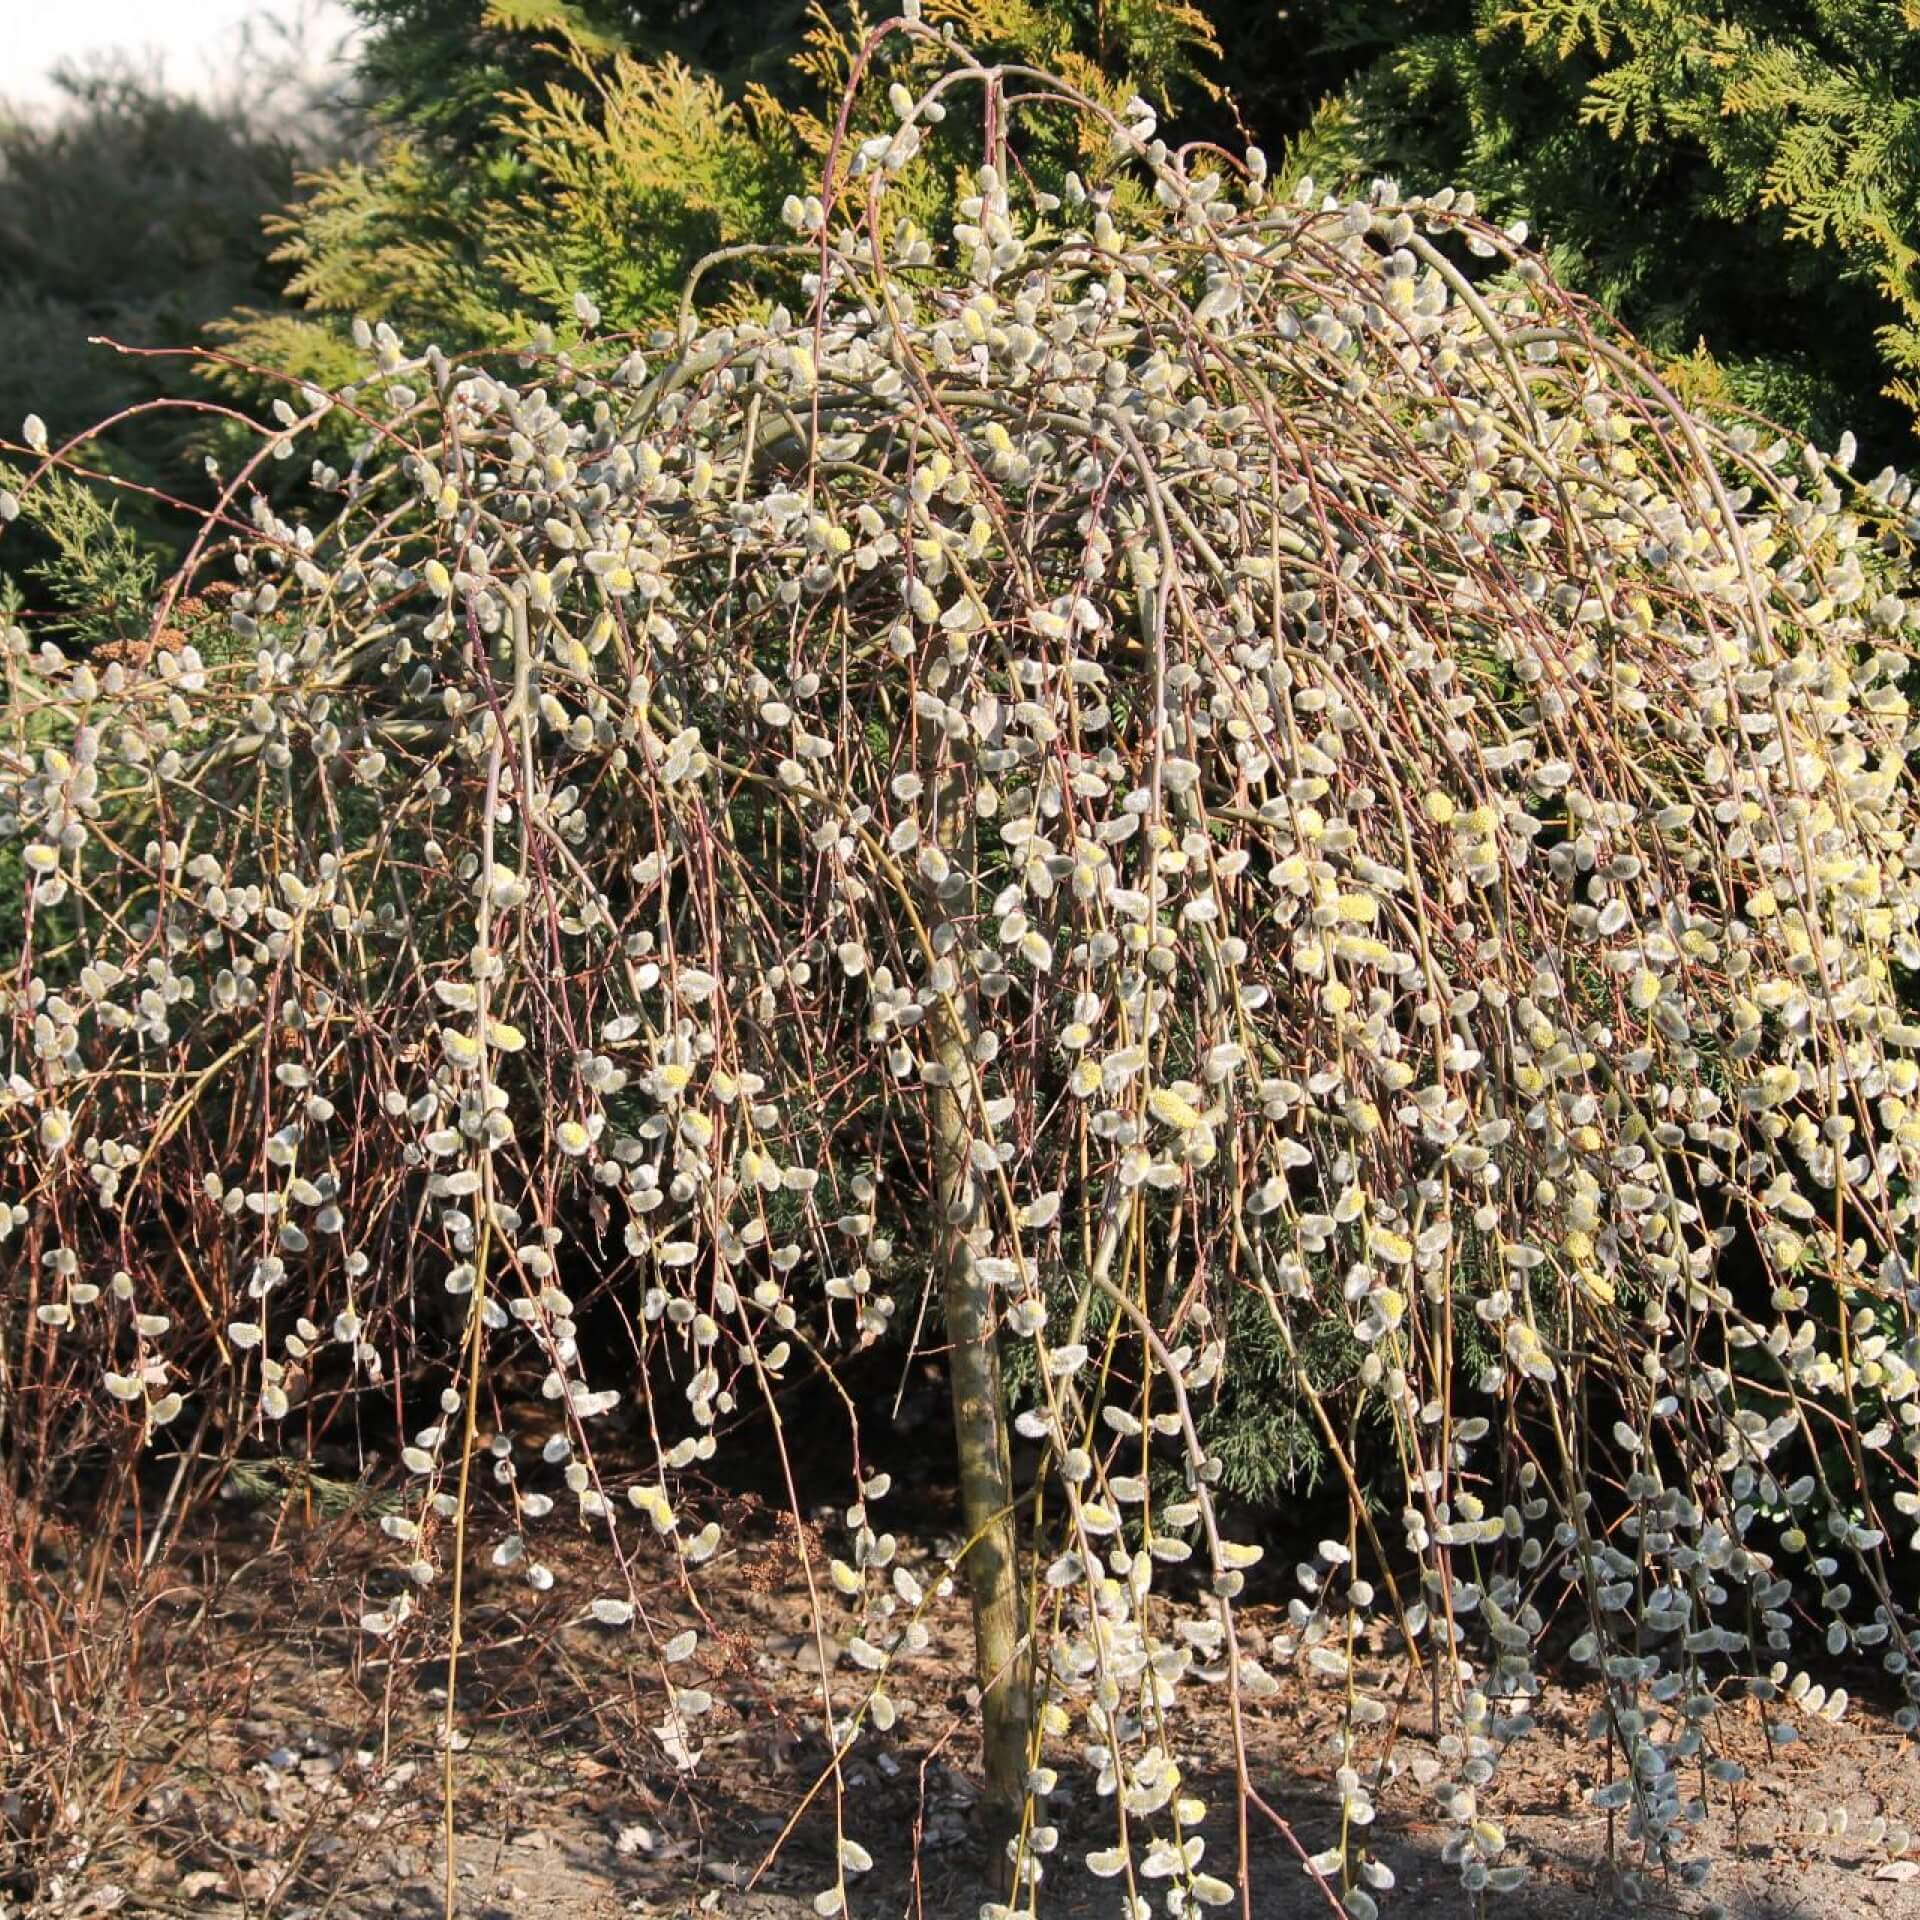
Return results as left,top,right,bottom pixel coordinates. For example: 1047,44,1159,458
934,1084,1030,1879
929,753,1030,1887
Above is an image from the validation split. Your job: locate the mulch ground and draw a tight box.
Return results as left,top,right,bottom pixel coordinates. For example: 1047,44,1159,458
9,1464,1920,1920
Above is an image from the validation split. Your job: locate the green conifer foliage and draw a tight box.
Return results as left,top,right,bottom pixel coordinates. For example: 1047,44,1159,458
219,0,1225,393
253,3,1920,462
1293,1,1920,457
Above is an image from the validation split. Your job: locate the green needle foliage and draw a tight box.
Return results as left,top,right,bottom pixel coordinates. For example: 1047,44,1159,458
1292,0,1920,459
340,0,816,156
229,2,1920,467
216,0,1227,395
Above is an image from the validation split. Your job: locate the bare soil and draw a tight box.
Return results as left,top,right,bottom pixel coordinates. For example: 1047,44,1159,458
15,1472,1920,1920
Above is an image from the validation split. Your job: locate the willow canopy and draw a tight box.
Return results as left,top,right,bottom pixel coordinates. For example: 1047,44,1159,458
5,25,1920,1920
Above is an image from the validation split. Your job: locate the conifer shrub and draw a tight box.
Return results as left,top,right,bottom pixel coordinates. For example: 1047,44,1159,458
1289,0,1920,457
213,0,1224,412
6,25,1920,1914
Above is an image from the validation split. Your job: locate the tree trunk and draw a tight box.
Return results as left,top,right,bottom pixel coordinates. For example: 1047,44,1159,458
927,760,1030,1891
932,1054,1030,1886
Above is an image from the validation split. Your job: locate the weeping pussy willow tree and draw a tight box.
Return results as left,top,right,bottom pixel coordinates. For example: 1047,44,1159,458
6,18,1920,1917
